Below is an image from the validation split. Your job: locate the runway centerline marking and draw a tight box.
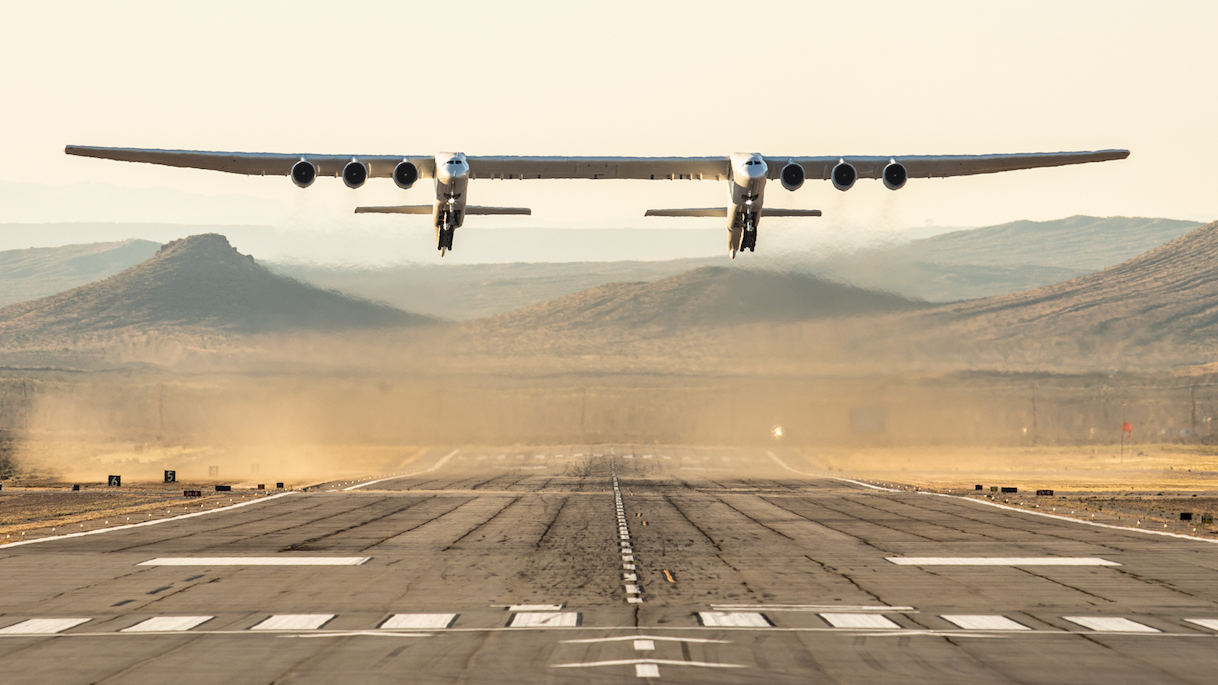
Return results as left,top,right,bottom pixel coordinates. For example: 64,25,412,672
251,614,335,631
138,557,370,566
122,616,213,632
887,557,1119,566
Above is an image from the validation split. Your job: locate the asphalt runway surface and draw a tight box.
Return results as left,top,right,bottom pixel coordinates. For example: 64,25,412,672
3,446,1218,684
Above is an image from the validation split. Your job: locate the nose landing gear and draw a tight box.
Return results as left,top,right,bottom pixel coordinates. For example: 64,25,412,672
736,210,758,252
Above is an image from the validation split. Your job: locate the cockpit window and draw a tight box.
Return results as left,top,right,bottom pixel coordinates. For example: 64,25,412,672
448,159,462,165
745,160,761,165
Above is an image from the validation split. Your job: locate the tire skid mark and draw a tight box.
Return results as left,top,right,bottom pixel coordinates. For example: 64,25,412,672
282,496,440,551
359,497,479,551
442,497,522,550
535,496,570,548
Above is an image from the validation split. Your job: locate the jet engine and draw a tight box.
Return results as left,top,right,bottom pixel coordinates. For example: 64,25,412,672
831,161,857,191
393,160,419,189
342,159,368,189
291,159,317,188
780,163,805,191
883,161,908,190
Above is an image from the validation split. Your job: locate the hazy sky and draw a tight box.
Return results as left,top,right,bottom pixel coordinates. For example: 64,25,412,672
2,1,1216,260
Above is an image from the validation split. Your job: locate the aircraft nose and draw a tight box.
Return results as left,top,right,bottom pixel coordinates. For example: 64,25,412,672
744,160,768,180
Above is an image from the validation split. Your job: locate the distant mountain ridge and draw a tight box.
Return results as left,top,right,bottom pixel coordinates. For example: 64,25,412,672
0,239,161,306
0,234,432,343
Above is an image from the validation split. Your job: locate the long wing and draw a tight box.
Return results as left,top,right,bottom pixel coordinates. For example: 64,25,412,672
765,150,1129,180
65,145,1126,182
64,146,436,178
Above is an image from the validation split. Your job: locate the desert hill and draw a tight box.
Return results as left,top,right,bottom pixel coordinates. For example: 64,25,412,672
930,220,1218,349
463,265,922,345
0,239,161,307
0,234,433,343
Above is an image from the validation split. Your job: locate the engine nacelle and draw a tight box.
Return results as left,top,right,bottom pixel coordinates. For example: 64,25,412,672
780,162,805,191
393,160,419,189
883,161,907,190
831,161,857,191
342,158,368,189
291,158,317,188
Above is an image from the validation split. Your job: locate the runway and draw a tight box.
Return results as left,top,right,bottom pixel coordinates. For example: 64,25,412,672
2,446,1218,684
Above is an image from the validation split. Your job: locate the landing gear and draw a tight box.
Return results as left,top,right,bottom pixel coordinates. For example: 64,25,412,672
738,211,758,252
436,208,459,255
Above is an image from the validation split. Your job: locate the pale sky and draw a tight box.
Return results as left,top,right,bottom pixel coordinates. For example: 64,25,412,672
2,1,1216,262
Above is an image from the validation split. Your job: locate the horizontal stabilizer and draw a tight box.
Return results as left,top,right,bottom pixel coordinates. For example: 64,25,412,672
354,205,432,214
354,205,531,215
760,208,822,217
465,206,531,215
645,208,728,217
645,207,822,218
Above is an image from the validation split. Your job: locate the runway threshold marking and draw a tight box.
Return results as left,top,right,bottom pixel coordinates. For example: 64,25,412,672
381,613,458,629
509,612,581,628
0,492,298,549
508,604,564,612
941,615,1031,631
819,613,901,629
121,616,213,632
138,557,370,566
1063,616,1160,633
698,612,771,628
1185,619,1218,632
711,604,916,613
343,449,460,491
251,614,335,631
887,557,1119,566
0,618,91,634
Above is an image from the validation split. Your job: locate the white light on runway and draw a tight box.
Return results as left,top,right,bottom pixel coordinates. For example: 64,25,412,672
941,615,1031,630
886,557,1119,566
138,557,371,566
122,616,213,632
251,614,335,631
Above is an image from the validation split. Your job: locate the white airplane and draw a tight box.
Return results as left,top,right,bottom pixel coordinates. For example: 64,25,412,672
64,146,1128,258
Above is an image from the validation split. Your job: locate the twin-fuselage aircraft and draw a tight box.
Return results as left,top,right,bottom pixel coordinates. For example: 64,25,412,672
64,146,1129,258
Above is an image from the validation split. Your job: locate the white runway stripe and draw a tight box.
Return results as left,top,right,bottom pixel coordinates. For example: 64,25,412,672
0,618,91,634
122,616,213,632
711,604,914,612
509,612,580,628
250,614,334,631
380,613,457,629
697,612,772,627
887,557,1119,566
941,615,1031,630
819,613,901,629
1063,616,1160,632
507,604,564,611
1185,618,1218,632
138,557,370,566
